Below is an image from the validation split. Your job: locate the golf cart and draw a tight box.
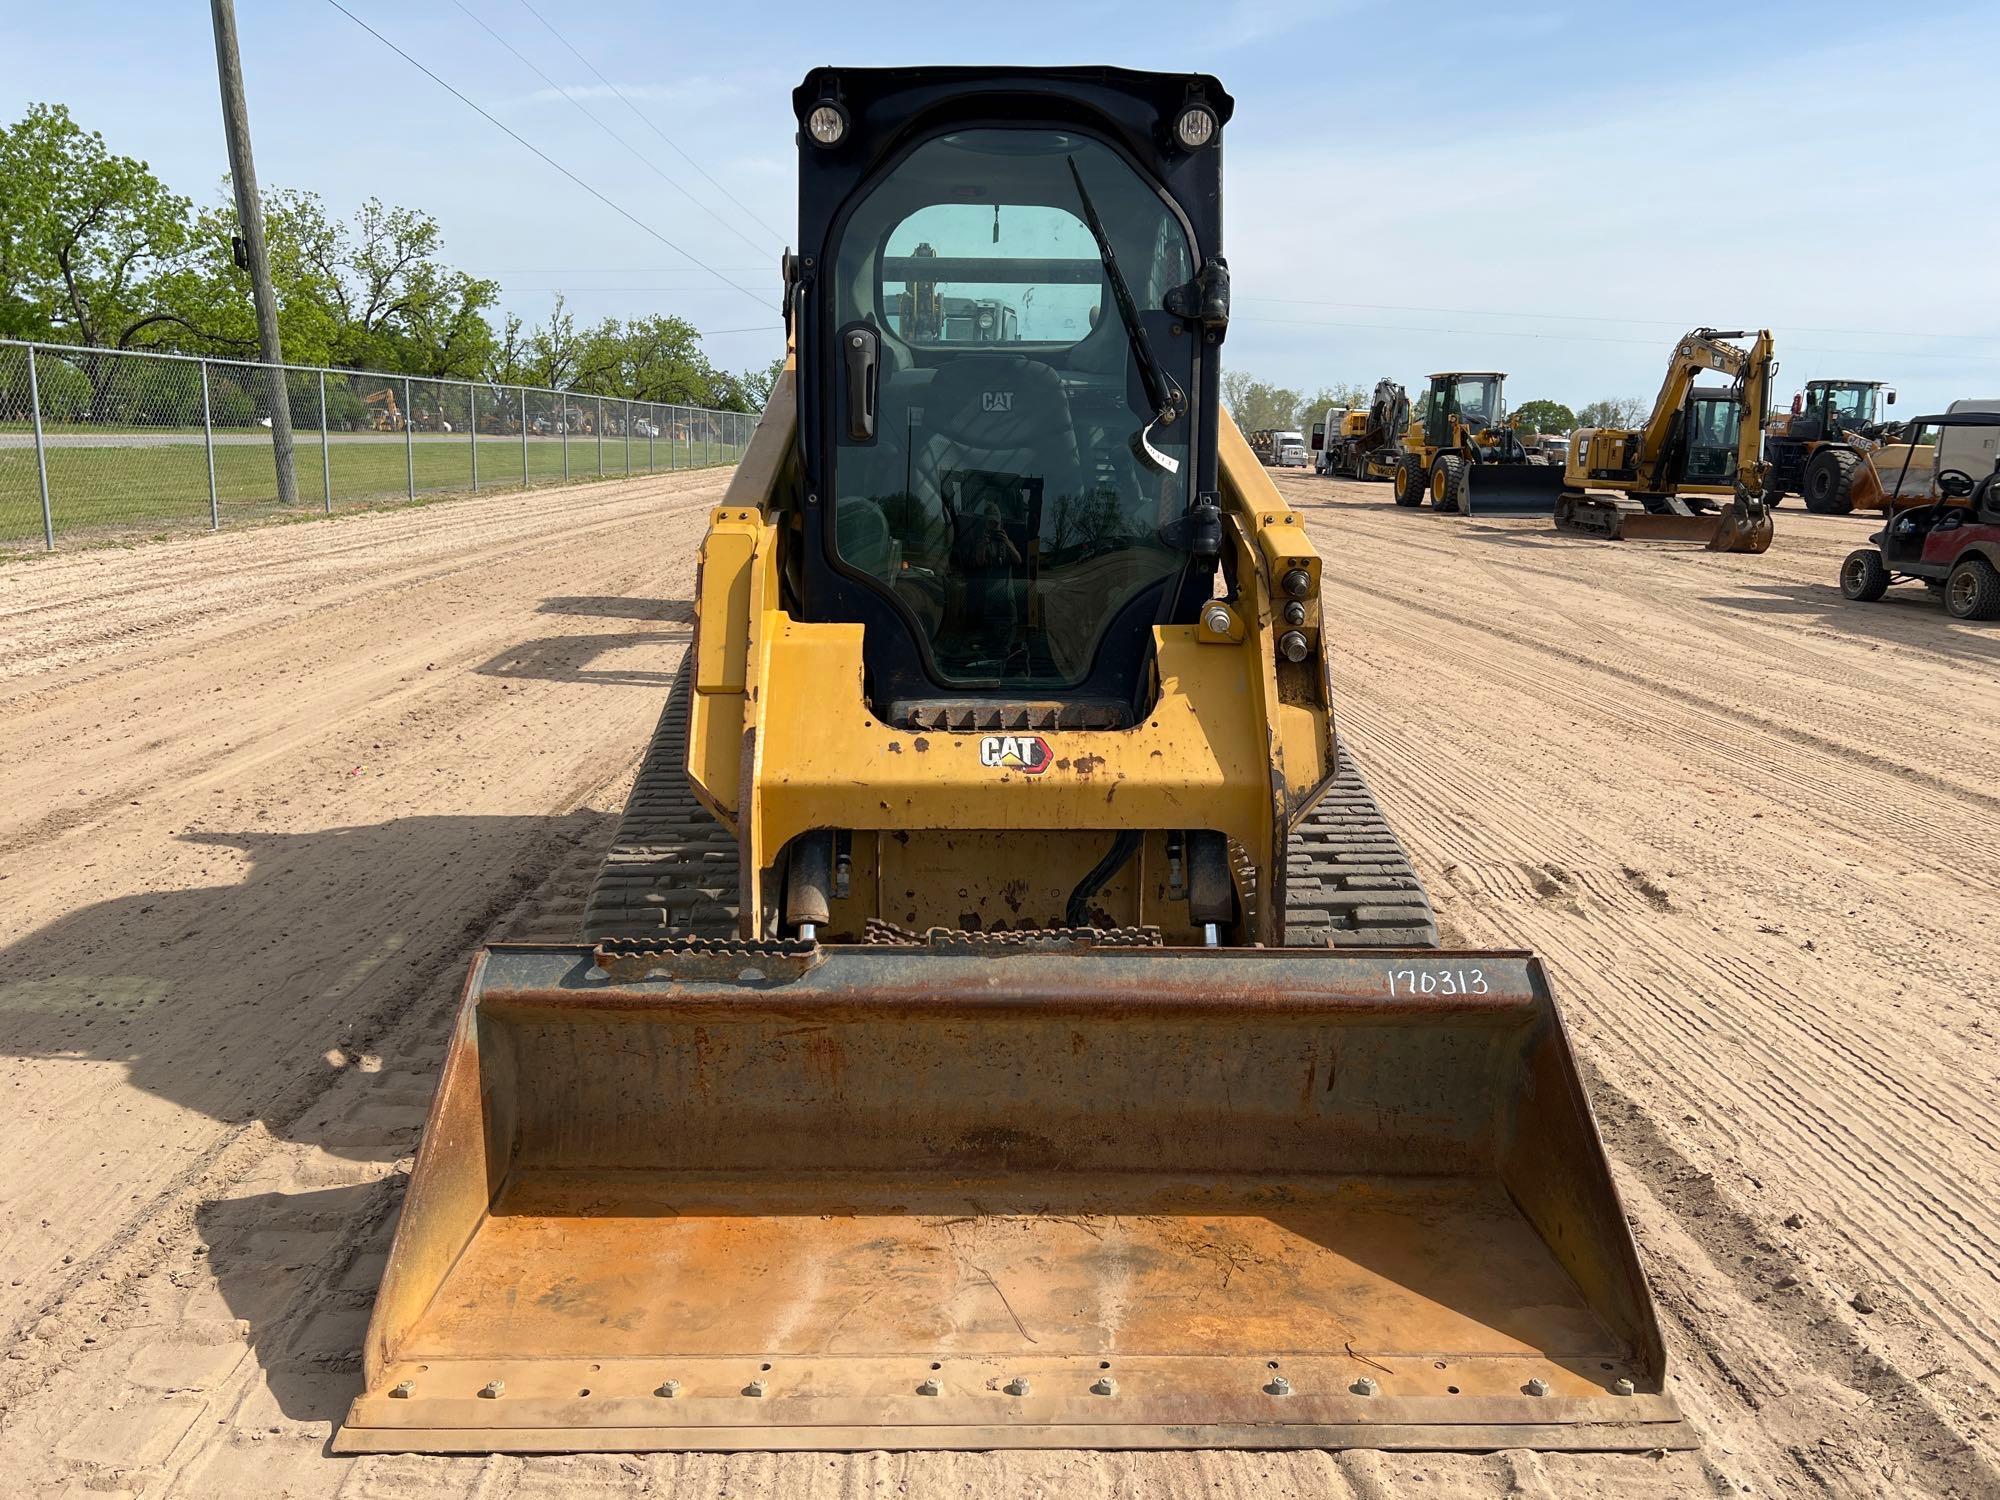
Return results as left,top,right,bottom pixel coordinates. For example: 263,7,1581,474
1839,411,2000,620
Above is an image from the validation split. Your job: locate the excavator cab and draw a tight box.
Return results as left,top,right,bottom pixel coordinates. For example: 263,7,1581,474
338,67,1681,1458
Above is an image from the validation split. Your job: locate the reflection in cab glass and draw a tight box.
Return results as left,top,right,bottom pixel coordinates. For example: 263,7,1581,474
832,129,1195,688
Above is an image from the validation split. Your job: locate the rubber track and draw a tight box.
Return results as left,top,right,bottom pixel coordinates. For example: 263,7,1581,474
582,662,742,941
1282,744,1440,949
585,668,1437,951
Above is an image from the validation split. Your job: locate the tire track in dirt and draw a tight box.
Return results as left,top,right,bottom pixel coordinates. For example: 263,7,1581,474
1330,678,2000,1379
1285,477,2000,1486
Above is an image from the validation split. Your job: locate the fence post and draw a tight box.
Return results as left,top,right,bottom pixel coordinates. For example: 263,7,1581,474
596,396,605,476
469,386,479,492
648,404,655,471
519,388,529,487
27,346,54,551
561,393,569,480
318,369,331,513
624,399,632,477
404,377,415,498
200,359,219,530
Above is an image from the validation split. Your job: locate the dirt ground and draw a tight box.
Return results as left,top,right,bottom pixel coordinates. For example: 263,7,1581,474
0,468,1995,1499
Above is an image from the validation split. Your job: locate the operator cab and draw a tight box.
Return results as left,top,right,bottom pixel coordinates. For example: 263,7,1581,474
1683,386,1741,484
1423,372,1506,445
1793,379,1892,442
792,68,1233,722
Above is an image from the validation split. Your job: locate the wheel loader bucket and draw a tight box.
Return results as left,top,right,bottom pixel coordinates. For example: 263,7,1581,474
336,939,1687,1455
1456,462,1568,512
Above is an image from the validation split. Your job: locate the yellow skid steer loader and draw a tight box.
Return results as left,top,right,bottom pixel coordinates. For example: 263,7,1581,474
338,66,1683,1456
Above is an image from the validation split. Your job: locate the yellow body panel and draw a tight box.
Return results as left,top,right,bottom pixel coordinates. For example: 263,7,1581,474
686,389,1332,944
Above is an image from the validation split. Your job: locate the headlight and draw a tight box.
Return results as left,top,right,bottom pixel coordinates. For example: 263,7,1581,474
806,103,848,147
1174,104,1218,150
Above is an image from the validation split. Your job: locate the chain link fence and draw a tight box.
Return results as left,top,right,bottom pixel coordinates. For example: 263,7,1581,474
0,339,758,552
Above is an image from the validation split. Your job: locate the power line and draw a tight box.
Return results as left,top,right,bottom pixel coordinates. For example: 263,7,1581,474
515,0,787,248
319,0,771,313
1233,314,2000,364
450,1,773,264
1233,295,2000,348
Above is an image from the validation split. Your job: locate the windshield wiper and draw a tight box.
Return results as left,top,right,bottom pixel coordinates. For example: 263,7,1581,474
1066,156,1185,474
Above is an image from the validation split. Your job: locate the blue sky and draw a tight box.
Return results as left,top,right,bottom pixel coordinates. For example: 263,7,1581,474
8,0,1999,412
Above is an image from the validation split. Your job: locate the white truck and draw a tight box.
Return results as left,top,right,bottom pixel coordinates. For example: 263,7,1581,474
1272,429,1308,467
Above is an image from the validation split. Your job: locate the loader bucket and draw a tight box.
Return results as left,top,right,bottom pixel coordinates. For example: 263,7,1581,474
1456,462,1567,513
336,939,1686,1455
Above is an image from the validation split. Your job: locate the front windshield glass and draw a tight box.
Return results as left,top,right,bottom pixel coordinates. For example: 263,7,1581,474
1448,377,1501,428
1689,398,1738,450
831,129,1195,689
1827,385,1879,425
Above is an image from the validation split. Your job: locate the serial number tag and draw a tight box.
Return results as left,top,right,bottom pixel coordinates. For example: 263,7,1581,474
1388,967,1489,997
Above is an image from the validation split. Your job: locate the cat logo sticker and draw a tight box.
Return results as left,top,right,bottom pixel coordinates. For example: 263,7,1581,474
978,734,1051,775
981,391,1014,413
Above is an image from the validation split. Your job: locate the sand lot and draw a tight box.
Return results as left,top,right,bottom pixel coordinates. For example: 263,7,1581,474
1,468,1995,1498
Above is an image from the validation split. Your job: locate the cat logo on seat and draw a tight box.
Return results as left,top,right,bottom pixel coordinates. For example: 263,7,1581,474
978,734,1051,775
981,391,1014,413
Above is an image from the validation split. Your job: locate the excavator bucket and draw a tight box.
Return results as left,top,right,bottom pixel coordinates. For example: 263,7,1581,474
336,939,1686,1455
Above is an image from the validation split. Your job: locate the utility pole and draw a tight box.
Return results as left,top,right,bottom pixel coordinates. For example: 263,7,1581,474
210,0,297,504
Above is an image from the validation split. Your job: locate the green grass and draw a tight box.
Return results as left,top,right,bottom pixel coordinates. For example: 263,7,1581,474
0,432,741,547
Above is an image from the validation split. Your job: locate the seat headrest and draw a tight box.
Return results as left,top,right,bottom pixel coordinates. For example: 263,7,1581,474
921,356,1069,448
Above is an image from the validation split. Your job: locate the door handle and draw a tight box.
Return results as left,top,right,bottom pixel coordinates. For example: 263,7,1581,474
844,325,878,442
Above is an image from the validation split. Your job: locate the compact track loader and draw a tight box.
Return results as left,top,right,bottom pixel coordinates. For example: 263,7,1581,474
338,66,1682,1457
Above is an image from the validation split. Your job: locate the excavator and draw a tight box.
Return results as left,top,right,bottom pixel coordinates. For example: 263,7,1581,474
338,66,1682,1457
1316,377,1408,480
1391,371,1567,511
362,387,404,432
1553,329,1777,551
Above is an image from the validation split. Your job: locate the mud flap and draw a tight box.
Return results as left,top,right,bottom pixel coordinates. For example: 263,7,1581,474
336,939,1688,1454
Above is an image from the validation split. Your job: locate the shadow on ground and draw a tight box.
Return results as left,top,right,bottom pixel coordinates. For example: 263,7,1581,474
536,596,694,621
479,599,694,686
0,809,612,1425
1699,582,2000,664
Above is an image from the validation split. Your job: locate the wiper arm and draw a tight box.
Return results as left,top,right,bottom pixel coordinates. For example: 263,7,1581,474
1066,156,1185,472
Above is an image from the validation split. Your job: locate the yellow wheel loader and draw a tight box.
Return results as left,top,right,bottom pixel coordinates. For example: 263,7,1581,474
1555,329,1778,552
338,66,1684,1458
1391,371,1568,513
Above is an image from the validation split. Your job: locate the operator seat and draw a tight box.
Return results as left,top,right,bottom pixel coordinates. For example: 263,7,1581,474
910,354,1084,509
907,354,1085,666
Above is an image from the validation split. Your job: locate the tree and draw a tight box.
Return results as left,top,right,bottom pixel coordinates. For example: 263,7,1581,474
1512,399,1577,437
1575,396,1649,430
739,354,785,409
1222,369,1306,432
1298,383,1366,425
0,103,196,349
